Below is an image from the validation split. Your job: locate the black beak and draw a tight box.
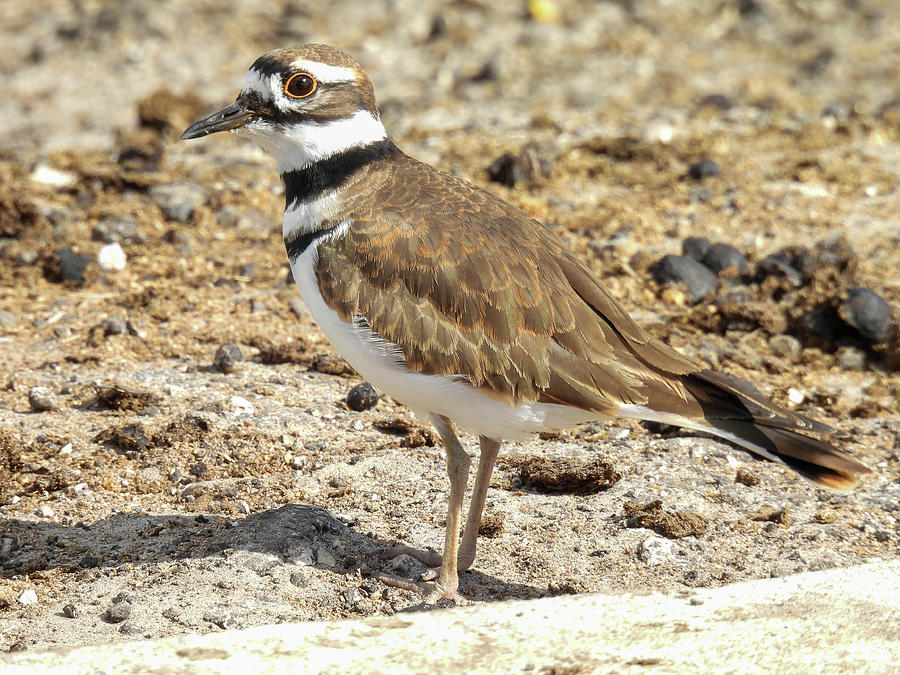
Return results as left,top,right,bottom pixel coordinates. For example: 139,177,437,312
181,101,254,140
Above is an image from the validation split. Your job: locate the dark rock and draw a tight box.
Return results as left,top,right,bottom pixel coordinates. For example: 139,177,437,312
62,603,79,618
346,382,379,412
214,343,243,373
682,236,711,261
104,600,132,623
652,255,717,304
44,249,91,284
838,287,893,343
28,386,59,412
91,217,139,244
702,243,749,277
699,94,735,111
800,307,840,344
78,555,101,569
755,252,803,288
101,316,127,336
487,143,552,187
687,158,720,180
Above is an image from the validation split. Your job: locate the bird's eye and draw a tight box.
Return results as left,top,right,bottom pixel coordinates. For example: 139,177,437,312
284,73,317,99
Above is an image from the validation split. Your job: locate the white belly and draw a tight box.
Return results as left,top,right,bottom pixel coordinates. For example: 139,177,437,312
290,239,600,440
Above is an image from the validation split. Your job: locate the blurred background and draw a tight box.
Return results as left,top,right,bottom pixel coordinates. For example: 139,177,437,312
3,0,899,155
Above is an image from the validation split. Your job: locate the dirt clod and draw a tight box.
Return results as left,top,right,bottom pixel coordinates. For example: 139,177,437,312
623,500,708,539
500,454,620,495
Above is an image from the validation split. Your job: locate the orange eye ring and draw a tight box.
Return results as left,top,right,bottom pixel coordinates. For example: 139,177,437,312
284,73,317,99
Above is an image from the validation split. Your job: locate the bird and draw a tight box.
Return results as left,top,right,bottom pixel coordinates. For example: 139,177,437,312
182,44,871,601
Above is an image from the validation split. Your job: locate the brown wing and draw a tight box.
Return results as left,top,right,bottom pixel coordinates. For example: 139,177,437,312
315,152,698,413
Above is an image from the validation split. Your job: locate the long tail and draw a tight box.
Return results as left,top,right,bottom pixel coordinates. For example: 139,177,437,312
619,369,871,489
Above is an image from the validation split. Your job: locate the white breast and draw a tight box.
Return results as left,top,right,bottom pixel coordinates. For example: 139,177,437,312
289,231,602,441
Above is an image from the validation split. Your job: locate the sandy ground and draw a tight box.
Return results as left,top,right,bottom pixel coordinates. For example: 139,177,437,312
1,0,898,652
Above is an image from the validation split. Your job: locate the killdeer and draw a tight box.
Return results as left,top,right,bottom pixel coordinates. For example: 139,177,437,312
182,44,871,600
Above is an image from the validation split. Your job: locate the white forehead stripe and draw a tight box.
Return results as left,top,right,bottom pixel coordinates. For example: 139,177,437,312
243,68,278,97
290,59,357,84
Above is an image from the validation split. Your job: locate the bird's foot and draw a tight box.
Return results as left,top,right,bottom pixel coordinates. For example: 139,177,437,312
377,546,460,601
379,544,443,568
374,571,457,603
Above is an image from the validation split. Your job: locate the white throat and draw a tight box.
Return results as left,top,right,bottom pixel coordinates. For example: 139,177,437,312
239,109,387,173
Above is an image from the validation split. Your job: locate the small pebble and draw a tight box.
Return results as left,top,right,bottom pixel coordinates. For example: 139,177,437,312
204,611,232,629
230,396,254,414
346,382,379,412
149,183,206,223
838,287,893,343
735,468,761,486
97,242,127,271
835,346,867,371
214,205,240,228
0,310,15,329
342,587,364,608
17,589,38,605
104,600,132,623
682,236,711,261
652,255,717,304
214,343,243,373
62,603,79,618
769,335,802,360
637,536,675,565
702,243,749,277
237,208,273,237
35,504,54,518
787,388,805,405
30,164,76,187
101,316,127,336
91,217,139,244
289,570,310,588
687,158,720,180
29,386,60,412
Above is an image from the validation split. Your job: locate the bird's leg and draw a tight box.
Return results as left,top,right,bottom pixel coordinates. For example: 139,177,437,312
377,415,471,601
380,435,501,580
456,436,500,573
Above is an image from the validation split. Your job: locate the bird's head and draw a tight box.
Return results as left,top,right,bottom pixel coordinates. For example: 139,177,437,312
181,44,387,172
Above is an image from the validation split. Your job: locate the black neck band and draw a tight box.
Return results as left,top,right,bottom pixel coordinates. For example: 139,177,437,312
282,138,398,207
